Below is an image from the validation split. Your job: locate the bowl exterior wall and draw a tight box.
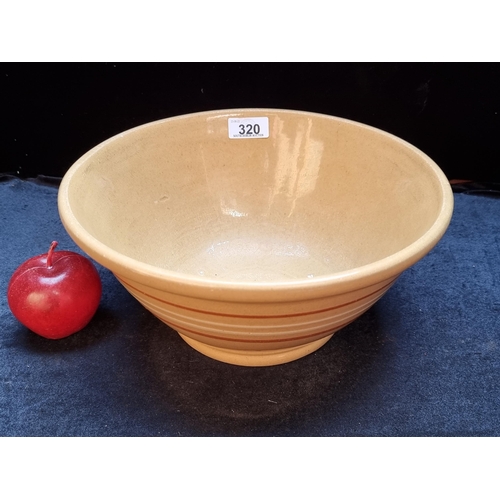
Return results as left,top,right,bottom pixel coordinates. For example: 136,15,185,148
115,273,398,363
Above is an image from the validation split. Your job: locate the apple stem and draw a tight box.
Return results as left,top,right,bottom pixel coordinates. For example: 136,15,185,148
47,241,58,268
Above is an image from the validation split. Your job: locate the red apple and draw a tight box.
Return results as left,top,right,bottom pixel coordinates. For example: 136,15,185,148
7,241,102,339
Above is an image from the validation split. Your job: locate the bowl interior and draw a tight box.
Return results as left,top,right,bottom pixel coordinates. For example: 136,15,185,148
64,110,447,283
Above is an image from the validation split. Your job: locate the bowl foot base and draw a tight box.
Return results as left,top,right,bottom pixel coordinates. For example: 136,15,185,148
177,333,334,367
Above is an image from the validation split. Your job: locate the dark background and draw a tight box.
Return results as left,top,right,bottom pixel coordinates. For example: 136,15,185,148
1,62,499,182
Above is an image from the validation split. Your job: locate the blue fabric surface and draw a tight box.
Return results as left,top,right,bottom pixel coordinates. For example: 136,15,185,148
1,177,499,436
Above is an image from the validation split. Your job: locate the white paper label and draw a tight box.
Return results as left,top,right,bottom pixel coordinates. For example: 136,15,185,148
228,117,269,139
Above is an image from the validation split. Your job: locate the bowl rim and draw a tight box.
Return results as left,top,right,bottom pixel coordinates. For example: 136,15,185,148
58,108,454,302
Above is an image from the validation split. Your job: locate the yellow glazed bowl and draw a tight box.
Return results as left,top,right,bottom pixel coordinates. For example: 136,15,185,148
58,109,453,366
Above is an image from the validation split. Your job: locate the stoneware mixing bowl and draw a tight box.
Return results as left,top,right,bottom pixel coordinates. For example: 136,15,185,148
58,109,453,366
